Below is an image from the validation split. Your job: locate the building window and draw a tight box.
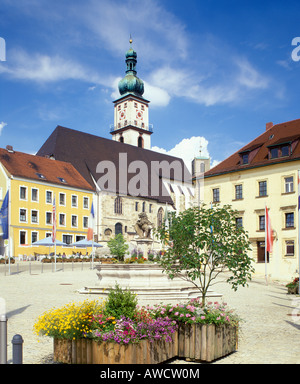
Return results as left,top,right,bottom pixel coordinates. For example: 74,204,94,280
135,202,139,211
31,232,38,244
138,136,144,148
83,197,89,209
157,207,163,227
241,153,249,164
212,188,220,203
142,202,145,212
270,147,279,159
63,235,73,245
72,195,78,207
149,204,152,213
31,210,38,224
71,215,78,227
59,213,66,226
114,196,122,214
235,185,243,200
83,217,88,228
46,212,52,225
20,209,27,222
284,177,294,193
115,223,122,235
259,181,267,197
59,193,66,206
46,191,53,204
259,215,265,231
281,145,290,157
285,213,294,228
285,240,295,256
31,188,38,202
20,186,27,200
20,231,26,245
236,217,243,228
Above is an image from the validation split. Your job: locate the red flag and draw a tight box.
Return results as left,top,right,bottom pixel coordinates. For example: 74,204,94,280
52,197,56,243
265,206,273,253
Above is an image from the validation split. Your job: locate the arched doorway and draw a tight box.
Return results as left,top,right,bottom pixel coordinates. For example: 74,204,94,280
115,222,123,235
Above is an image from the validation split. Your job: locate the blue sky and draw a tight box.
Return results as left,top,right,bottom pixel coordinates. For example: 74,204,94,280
1,0,300,169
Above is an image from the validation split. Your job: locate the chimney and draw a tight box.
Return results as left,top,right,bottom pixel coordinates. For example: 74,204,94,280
6,145,14,153
266,122,273,131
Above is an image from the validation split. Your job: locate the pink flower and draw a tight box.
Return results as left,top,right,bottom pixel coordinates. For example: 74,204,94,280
201,316,205,320
174,312,179,316
186,314,191,317
216,316,221,320
191,317,196,321
180,314,184,317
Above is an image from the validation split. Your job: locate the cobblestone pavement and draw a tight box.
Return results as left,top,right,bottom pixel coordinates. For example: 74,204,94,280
0,262,299,364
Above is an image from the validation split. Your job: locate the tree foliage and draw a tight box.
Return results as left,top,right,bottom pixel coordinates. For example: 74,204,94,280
107,233,129,262
155,205,254,305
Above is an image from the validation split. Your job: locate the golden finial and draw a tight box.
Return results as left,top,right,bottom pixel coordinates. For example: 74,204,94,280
129,34,133,45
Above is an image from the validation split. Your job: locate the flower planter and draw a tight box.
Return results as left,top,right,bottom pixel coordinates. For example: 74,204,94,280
287,286,299,294
177,323,238,362
53,324,237,364
54,333,178,364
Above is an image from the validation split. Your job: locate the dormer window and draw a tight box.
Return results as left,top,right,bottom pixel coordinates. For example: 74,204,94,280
241,153,249,164
281,145,290,157
270,147,279,159
268,143,291,159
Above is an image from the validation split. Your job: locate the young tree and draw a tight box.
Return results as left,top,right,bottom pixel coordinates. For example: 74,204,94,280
155,205,254,305
107,234,129,262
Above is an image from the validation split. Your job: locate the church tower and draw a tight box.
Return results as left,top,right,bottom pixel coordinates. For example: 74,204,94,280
110,39,153,149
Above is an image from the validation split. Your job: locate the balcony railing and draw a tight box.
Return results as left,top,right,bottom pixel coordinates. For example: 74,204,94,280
110,121,153,133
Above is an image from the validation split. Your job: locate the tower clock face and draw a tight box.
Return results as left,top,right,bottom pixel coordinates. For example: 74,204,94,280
119,110,126,119
136,110,143,120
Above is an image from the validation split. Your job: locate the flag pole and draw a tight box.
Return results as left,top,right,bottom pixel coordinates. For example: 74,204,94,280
265,205,268,286
298,171,300,295
8,186,11,276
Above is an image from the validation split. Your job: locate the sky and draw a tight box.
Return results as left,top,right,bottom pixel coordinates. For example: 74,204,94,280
1,0,300,170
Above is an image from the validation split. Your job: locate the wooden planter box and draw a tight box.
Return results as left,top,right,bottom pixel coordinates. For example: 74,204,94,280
53,324,237,364
54,333,178,364
177,323,238,362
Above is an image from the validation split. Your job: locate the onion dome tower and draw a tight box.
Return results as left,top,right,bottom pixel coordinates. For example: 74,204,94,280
110,38,152,149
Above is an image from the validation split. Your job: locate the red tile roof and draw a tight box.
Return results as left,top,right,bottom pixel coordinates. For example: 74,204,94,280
205,118,300,178
0,148,94,191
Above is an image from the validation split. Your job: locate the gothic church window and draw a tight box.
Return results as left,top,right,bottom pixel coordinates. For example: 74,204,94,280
114,196,122,214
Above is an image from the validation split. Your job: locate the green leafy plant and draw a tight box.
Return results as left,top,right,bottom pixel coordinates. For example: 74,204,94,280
107,234,129,262
104,283,138,319
155,204,254,305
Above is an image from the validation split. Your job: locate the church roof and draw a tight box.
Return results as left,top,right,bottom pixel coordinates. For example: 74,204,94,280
205,118,300,178
36,125,192,205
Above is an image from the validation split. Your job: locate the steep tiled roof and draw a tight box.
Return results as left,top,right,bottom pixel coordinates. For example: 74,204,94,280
205,119,300,178
37,126,192,205
0,148,94,191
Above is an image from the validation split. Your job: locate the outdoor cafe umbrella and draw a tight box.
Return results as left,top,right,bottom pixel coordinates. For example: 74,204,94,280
70,239,103,268
32,237,68,270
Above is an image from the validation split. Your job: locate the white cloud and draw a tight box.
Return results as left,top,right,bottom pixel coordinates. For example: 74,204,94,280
0,49,112,86
0,122,7,135
152,136,216,172
236,58,269,89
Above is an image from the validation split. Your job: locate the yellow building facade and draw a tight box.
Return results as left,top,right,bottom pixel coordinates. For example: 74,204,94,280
204,162,298,280
0,148,94,258
204,120,300,281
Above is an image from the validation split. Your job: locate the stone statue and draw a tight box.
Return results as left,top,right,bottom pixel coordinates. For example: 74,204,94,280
134,213,153,239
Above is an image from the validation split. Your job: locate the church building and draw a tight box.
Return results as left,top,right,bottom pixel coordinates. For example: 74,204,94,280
37,40,195,247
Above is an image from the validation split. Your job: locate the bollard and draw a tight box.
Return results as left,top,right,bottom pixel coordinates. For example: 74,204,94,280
12,334,23,364
0,314,7,364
